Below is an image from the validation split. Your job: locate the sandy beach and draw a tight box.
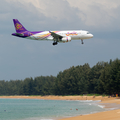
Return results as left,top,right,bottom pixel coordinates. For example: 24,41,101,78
0,95,116,101
0,95,120,120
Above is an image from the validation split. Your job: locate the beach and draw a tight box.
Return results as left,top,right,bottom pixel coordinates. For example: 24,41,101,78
0,95,116,101
0,95,120,120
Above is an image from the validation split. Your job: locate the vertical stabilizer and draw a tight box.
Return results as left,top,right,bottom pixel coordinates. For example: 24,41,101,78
13,19,27,33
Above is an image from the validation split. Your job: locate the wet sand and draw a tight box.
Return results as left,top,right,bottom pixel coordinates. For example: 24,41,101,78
60,109,120,120
0,95,120,120
0,95,115,101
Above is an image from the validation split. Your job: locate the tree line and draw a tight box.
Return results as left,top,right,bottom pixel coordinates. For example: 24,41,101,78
0,58,120,96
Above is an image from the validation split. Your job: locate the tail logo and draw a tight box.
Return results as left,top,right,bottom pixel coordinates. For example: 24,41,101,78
15,23,23,30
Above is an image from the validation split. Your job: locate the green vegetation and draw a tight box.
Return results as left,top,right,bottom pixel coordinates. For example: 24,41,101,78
0,58,120,96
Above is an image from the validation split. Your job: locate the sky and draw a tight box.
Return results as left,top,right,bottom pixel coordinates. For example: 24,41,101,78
0,0,120,80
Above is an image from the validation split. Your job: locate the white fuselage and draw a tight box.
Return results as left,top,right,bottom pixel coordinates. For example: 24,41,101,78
28,30,93,41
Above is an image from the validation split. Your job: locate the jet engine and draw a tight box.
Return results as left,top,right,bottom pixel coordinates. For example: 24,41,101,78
61,36,71,42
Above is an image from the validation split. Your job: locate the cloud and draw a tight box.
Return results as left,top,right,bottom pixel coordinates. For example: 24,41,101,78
0,0,82,32
3,0,120,32
65,0,120,31
11,0,77,20
1,0,120,32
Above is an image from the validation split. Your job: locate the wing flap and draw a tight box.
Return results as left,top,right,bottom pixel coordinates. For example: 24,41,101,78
50,31,63,40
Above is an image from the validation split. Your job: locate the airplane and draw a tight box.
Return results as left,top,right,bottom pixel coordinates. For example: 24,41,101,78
12,19,93,45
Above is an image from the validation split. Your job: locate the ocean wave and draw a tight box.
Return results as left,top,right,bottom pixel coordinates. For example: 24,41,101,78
79,100,101,103
78,100,93,102
41,119,54,120
21,117,54,120
97,105,105,108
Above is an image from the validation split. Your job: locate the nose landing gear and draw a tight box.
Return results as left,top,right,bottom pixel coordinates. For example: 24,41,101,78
81,39,84,44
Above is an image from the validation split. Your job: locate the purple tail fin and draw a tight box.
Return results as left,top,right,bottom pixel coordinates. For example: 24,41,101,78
13,19,27,33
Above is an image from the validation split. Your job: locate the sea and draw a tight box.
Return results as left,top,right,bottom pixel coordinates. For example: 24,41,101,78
0,98,111,120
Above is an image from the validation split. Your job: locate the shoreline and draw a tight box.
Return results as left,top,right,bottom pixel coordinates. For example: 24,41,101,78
0,95,116,101
60,109,120,120
0,95,120,120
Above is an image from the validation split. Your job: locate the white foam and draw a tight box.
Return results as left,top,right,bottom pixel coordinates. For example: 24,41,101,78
79,100,93,102
21,118,54,120
97,105,105,108
93,100,101,102
41,119,54,120
109,108,116,110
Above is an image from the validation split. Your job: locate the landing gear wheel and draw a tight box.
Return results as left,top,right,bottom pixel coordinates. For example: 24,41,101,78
53,42,58,45
81,40,84,44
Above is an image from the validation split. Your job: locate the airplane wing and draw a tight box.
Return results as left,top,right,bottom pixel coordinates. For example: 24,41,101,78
49,31,63,41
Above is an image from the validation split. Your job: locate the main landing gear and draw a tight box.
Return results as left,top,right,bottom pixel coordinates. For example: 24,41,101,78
53,42,58,45
81,39,84,44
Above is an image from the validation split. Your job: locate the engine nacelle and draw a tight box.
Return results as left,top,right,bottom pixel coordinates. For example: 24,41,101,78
61,36,71,42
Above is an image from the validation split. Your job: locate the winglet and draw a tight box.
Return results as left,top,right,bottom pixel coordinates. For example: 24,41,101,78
13,19,27,33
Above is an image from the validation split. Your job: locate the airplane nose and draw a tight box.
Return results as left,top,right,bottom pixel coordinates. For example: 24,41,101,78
90,34,93,38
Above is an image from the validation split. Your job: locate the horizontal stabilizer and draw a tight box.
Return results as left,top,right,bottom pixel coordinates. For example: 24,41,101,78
15,33,24,36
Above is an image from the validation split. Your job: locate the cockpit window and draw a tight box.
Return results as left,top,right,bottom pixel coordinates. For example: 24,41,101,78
87,32,89,34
